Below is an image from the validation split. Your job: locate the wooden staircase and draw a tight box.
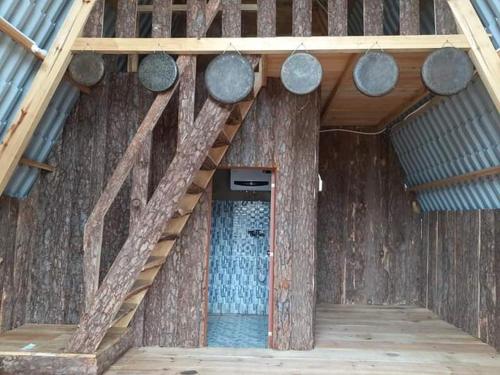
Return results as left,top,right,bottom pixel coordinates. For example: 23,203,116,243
106,80,262,331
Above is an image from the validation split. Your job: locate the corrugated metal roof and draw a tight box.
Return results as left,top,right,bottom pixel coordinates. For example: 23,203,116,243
391,76,500,211
1,0,77,198
473,0,500,49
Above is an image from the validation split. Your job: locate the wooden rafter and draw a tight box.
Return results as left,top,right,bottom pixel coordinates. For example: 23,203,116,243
447,0,500,112
72,35,470,54
320,53,356,119
0,0,98,196
0,16,46,60
408,166,500,192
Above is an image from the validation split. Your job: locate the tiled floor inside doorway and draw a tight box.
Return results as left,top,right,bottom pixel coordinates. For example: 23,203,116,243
207,314,268,348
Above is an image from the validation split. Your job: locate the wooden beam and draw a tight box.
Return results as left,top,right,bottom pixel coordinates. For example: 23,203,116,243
116,0,138,72
446,0,500,112
138,3,257,12
364,0,383,36
400,0,420,35
435,0,457,34
328,0,348,36
293,0,312,37
18,158,55,173
257,0,276,37
0,0,98,197
152,0,172,39
81,0,221,311
408,166,500,192
0,16,47,60
320,53,356,119
72,35,470,54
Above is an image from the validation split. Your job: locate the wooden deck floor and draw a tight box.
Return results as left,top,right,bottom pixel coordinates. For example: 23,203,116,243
106,304,500,374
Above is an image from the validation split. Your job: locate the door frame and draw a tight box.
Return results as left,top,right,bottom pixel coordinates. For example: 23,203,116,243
203,166,276,349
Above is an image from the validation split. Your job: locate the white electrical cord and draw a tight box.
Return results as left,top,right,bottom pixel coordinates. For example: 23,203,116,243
319,127,388,135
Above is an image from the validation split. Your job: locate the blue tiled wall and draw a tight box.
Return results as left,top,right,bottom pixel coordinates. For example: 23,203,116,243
209,200,270,315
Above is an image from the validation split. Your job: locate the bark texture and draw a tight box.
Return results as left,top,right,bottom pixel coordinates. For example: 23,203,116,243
316,132,421,306
434,0,457,34
328,0,348,36
400,0,420,35
420,210,500,351
363,0,384,36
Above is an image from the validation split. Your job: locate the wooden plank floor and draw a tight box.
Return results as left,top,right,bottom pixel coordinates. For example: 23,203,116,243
0,324,132,374
106,304,500,374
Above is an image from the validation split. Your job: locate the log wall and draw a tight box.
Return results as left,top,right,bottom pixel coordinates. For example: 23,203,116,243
317,132,422,306
420,210,500,351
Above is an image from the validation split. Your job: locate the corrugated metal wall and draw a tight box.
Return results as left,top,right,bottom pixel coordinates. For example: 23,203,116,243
1,0,79,198
391,76,500,211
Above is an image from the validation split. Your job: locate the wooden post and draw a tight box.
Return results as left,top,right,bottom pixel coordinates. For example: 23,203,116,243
67,96,234,354
293,0,312,37
328,0,348,36
435,0,457,34
257,0,276,37
83,0,105,37
116,0,138,71
364,0,384,36
222,0,241,37
400,0,420,35
152,0,172,38
178,1,206,147
81,0,221,311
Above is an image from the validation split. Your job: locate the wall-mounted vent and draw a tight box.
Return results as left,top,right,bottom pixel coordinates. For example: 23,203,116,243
230,169,272,191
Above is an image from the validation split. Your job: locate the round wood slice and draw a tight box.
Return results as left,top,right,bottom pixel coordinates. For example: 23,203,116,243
421,47,474,96
138,53,178,92
353,52,399,97
68,53,105,87
205,53,254,104
280,52,323,95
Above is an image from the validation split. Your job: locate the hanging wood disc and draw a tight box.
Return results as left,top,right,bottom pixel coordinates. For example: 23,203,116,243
421,47,474,96
68,53,105,87
138,53,178,92
353,52,399,97
280,52,323,95
205,53,254,104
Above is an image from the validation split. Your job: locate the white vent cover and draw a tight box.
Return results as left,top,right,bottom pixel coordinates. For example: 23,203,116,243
230,169,272,191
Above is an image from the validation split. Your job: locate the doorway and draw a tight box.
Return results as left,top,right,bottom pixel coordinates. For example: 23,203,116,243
207,168,274,348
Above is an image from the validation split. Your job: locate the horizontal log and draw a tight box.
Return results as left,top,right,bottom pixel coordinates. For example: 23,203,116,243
407,166,500,192
72,35,470,55
138,4,257,12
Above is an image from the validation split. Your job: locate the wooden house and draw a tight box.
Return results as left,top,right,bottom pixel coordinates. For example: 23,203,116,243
0,0,499,374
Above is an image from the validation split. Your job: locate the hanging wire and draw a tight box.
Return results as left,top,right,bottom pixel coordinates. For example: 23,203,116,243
319,127,388,135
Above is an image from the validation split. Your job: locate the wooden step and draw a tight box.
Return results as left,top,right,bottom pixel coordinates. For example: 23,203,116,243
175,193,202,217
142,255,166,271
161,215,190,239
111,302,137,327
201,145,229,170
188,170,215,193
151,239,176,258
127,279,152,299
226,106,242,126
238,100,254,118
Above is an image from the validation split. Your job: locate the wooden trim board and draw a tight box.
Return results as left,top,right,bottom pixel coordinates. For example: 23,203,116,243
72,35,469,54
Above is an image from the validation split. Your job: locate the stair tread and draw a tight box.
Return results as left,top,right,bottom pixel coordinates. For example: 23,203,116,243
127,279,152,298
112,302,137,326
143,255,166,271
